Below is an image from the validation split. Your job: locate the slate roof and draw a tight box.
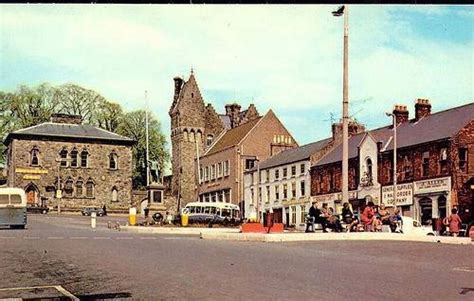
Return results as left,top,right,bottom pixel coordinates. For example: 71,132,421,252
248,137,333,172
314,102,474,167
205,117,262,155
4,122,135,145
219,114,232,130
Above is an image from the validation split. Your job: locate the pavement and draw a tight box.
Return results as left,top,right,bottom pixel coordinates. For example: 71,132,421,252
123,225,473,245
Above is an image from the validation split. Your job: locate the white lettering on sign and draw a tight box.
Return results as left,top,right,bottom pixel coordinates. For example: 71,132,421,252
313,191,357,203
382,183,413,206
414,177,450,194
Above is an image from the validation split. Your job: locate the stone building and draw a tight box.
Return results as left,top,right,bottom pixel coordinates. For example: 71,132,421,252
311,100,474,224
169,70,260,207
3,113,135,209
197,110,298,215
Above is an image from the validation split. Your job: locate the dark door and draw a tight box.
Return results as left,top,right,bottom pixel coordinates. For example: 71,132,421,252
273,208,283,223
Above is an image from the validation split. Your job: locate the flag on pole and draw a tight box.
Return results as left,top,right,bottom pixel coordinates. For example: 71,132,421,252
332,5,345,17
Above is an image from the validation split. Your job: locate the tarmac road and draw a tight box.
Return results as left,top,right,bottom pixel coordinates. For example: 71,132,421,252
0,214,473,300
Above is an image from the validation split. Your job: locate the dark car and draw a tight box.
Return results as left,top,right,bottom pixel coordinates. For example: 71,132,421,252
81,207,106,217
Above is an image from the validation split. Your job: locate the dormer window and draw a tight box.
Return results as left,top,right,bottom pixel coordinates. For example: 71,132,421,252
109,152,118,170
59,148,68,167
30,147,39,167
206,135,214,147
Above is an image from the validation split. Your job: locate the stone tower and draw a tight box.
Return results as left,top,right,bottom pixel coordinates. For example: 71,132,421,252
169,71,225,206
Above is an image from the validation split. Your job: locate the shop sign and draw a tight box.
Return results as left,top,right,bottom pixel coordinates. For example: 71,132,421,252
414,177,450,195
382,183,413,206
23,174,41,180
15,168,48,174
312,191,357,203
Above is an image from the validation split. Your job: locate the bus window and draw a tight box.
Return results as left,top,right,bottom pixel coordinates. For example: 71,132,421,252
222,209,231,217
204,206,210,214
10,194,22,204
210,207,216,214
0,195,8,205
196,206,202,214
188,206,195,214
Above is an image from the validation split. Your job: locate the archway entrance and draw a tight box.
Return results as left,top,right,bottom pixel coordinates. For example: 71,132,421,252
25,183,40,205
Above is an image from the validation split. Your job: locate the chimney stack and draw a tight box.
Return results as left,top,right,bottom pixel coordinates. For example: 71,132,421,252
332,119,366,142
415,98,431,121
50,113,82,125
173,77,184,102
225,103,242,128
392,105,409,125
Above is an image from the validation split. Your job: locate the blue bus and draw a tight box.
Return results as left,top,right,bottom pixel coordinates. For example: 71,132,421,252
0,188,27,229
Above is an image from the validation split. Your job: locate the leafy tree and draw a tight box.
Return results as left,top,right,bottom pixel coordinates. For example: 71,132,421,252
93,101,124,132
116,110,169,189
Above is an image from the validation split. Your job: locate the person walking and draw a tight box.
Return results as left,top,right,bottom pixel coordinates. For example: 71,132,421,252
305,202,319,233
448,208,462,237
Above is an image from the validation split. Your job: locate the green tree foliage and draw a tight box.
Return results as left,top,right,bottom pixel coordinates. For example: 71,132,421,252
116,110,169,189
0,83,169,189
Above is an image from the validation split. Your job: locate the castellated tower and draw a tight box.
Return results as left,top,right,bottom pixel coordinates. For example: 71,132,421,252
169,71,225,206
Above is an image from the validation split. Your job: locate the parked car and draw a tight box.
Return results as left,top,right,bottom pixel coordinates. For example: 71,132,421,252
27,205,49,214
81,207,106,217
400,216,435,236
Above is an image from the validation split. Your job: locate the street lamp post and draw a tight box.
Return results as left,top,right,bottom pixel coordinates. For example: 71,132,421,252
333,5,350,204
255,158,260,223
386,112,397,207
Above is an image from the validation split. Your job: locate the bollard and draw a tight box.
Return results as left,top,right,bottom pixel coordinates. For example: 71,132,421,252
129,207,137,226
91,212,97,230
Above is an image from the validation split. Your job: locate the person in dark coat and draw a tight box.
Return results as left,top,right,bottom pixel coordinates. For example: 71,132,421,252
305,202,320,233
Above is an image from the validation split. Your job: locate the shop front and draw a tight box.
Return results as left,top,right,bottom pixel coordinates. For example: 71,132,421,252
381,183,414,217
413,177,451,225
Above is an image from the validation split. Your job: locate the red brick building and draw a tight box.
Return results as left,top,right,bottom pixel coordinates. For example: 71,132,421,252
311,100,473,224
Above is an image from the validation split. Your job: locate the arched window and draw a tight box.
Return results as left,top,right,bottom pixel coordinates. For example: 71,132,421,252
86,179,95,198
76,178,84,197
80,150,89,168
196,130,202,143
206,135,213,147
366,158,373,183
183,129,189,142
70,148,78,167
109,152,118,170
64,178,74,197
111,187,118,202
30,147,39,166
189,130,195,142
59,148,68,167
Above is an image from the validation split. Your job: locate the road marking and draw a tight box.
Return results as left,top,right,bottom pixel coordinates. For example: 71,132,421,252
453,267,474,273
93,236,111,240
47,237,64,240
0,285,79,301
115,237,134,240
139,237,157,240
70,237,88,240
23,236,40,240
0,236,15,239
164,237,182,240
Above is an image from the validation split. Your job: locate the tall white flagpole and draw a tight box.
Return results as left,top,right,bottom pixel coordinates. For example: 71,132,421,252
145,90,150,187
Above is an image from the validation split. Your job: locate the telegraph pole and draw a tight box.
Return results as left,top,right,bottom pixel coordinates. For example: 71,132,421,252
145,90,150,187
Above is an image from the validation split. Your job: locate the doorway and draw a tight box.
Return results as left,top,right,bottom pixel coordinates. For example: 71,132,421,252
25,183,40,205
419,197,433,225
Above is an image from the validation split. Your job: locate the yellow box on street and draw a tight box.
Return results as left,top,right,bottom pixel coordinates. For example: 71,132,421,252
129,207,137,226
181,213,188,227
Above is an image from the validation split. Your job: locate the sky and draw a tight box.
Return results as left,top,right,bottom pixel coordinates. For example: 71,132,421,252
1,5,473,151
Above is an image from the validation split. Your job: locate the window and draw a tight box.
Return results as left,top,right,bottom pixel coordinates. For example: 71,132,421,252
245,159,256,170
422,151,430,177
224,189,231,203
459,148,468,172
109,152,118,170
291,206,297,225
224,160,230,176
211,165,216,180
204,166,209,182
291,166,296,177
86,179,94,198
300,205,306,224
366,158,373,184
439,148,448,174
265,170,269,182
258,188,262,204
403,156,413,181
30,147,39,166
266,186,270,203
206,135,213,147
81,150,89,168
70,149,78,167
60,148,68,167
112,187,119,202
283,168,288,179
199,167,203,183
329,170,334,190
217,163,222,178
300,163,305,175
64,178,74,197
291,182,296,198
274,169,279,180
250,188,254,204
275,185,280,200
300,181,305,197
283,184,288,199
76,179,83,197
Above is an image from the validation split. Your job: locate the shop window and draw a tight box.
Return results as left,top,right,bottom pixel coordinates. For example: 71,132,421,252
86,179,95,198
30,147,40,166
59,148,68,167
439,148,448,174
76,179,83,197
70,149,78,167
459,148,468,172
422,151,430,177
81,150,89,168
